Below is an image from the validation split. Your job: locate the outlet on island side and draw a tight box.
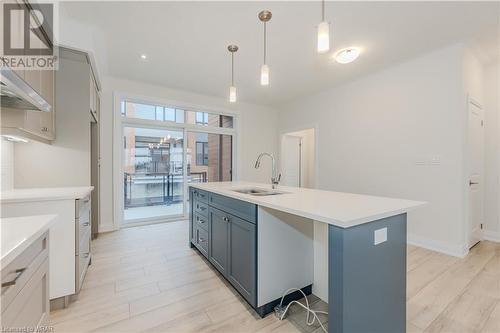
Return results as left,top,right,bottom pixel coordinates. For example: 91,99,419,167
374,227,388,245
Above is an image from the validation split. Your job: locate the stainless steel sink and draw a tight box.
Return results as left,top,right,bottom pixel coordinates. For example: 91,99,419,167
232,187,286,196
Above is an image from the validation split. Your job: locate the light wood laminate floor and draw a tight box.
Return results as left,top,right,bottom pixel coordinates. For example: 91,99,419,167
50,221,500,333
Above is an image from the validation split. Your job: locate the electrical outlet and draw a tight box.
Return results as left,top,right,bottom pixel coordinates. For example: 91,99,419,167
374,227,387,245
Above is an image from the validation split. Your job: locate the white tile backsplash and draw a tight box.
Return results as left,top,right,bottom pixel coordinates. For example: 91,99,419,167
1,139,14,191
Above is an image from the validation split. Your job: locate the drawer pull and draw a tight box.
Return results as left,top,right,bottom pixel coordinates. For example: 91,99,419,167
83,252,90,258
82,222,90,227
197,217,206,224
197,204,206,211
223,216,230,222
198,237,206,243
1,268,26,288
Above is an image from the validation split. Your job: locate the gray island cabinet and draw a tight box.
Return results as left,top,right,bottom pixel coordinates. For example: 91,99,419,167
190,188,258,308
189,182,423,332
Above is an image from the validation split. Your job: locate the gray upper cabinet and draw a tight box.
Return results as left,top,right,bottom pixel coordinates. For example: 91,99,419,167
0,1,55,143
208,206,229,275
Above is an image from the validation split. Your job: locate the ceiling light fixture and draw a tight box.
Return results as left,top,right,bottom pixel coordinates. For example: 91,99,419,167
140,54,147,60
228,44,238,103
334,47,360,64
317,0,330,54
259,10,272,86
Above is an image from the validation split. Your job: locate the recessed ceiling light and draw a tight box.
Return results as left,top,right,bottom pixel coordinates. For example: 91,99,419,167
334,47,360,64
140,54,147,60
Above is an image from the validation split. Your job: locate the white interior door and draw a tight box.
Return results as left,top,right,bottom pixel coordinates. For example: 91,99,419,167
467,100,484,248
281,135,302,187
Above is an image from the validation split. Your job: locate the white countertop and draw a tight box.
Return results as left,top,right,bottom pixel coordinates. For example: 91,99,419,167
1,215,56,268
0,186,94,204
190,182,424,228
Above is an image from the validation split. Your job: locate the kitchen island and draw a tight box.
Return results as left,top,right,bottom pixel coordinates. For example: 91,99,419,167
189,181,424,333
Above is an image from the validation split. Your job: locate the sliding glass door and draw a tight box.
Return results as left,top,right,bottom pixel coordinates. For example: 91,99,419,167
123,126,184,224
118,98,236,227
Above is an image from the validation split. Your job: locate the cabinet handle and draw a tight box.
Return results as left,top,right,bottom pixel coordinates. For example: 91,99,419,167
83,253,90,258
223,216,229,222
82,222,90,226
197,217,205,224
41,127,48,132
1,268,27,288
198,237,206,243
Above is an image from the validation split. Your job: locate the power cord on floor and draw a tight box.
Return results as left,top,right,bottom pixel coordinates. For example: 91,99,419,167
274,288,328,333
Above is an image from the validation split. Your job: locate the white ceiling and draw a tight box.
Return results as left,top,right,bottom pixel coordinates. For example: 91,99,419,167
60,1,499,106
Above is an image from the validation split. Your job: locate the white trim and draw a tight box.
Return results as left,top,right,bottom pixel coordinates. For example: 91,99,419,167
112,91,238,231
408,233,468,258
278,123,320,189
464,95,485,249
483,230,500,243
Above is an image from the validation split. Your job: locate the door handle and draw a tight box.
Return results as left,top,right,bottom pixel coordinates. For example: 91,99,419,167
469,181,479,186
2,268,27,288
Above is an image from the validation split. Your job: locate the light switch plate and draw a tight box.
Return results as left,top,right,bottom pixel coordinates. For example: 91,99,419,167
374,227,387,245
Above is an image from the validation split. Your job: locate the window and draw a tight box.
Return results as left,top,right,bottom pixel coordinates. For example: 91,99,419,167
196,142,208,166
118,96,235,227
121,101,233,128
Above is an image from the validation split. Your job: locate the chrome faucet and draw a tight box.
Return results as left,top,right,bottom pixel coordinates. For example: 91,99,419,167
254,153,281,189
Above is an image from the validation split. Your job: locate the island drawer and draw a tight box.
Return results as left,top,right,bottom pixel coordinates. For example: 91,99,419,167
1,232,49,313
194,212,208,231
194,226,209,258
208,193,257,224
192,189,208,203
194,201,209,217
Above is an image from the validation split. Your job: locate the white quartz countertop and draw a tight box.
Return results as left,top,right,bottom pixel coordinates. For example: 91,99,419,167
189,182,424,228
1,215,56,268
0,186,93,203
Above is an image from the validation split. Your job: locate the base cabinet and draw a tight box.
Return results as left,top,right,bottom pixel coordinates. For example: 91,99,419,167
208,207,229,276
228,215,256,306
190,188,257,308
1,232,50,331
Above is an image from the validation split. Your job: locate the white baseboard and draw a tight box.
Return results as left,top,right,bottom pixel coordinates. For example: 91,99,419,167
407,233,468,258
483,230,500,243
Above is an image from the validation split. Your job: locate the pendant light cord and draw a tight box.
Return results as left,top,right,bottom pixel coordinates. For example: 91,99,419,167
322,0,325,21
263,22,267,65
231,52,234,86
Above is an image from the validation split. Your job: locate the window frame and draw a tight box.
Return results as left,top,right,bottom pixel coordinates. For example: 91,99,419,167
113,91,238,231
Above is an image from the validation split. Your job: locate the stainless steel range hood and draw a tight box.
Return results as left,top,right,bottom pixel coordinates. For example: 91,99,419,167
0,66,51,112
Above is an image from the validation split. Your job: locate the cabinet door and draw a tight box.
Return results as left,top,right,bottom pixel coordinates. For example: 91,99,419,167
23,110,43,136
1,258,49,329
228,216,256,306
208,207,229,276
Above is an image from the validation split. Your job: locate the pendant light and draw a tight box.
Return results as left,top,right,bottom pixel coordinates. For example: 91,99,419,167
259,10,272,86
317,0,330,53
228,44,238,103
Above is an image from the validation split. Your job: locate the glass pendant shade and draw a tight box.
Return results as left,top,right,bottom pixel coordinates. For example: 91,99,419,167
317,21,330,53
229,86,237,103
260,64,270,86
